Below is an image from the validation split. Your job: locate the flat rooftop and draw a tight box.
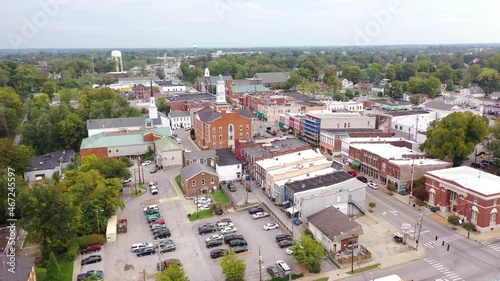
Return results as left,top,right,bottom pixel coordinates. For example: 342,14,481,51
268,158,332,177
426,166,500,196
349,143,422,159
307,110,361,118
322,128,384,134
274,167,335,186
244,138,308,157
342,137,414,144
256,149,324,169
389,158,450,166
165,93,215,101
286,171,353,192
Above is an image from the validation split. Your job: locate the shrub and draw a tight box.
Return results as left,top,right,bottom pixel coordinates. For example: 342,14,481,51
463,222,477,232
387,183,397,192
399,191,408,196
412,187,428,201
309,262,321,273
447,215,460,226
368,202,376,209
77,234,106,248
65,240,79,261
304,229,313,237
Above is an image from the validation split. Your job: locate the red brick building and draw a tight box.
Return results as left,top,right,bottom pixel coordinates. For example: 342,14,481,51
180,162,219,197
425,166,500,232
166,93,215,112
133,84,161,102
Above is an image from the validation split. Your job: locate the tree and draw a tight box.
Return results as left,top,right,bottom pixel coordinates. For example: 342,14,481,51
157,97,170,114
410,94,421,105
80,155,130,179
41,80,57,99
368,202,376,212
487,121,500,161
46,251,63,281
157,261,189,281
408,76,442,98
421,112,489,166
18,183,80,253
0,139,32,174
220,248,246,281
156,68,166,80
387,81,404,99
486,53,500,72
477,68,500,94
0,87,23,138
412,187,427,201
292,234,325,273
448,215,460,226
57,113,87,151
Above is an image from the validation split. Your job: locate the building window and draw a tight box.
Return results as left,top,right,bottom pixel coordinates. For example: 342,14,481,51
471,210,478,223
246,125,249,131
240,125,243,131
109,150,111,153
213,136,216,141
229,136,233,140
239,133,243,138
219,135,223,140
246,133,249,138
212,127,216,133
172,157,175,160
219,142,223,148
229,124,233,132
490,212,497,224
211,178,214,184
201,179,205,185
192,180,196,187
474,197,478,205
98,150,102,154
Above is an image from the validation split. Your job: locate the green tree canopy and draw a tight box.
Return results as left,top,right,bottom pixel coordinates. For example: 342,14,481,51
421,112,489,166
157,261,190,281
220,248,246,281
292,234,325,273
0,87,23,138
46,251,63,281
0,139,32,174
80,155,130,179
41,80,57,99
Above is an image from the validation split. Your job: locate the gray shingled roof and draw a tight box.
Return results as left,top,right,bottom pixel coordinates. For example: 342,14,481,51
239,108,254,119
196,76,233,86
169,110,190,118
181,162,218,180
184,150,216,161
196,107,222,122
0,256,35,281
253,72,291,84
87,112,167,130
216,149,241,166
307,206,363,241
424,101,455,111
28,150,75,172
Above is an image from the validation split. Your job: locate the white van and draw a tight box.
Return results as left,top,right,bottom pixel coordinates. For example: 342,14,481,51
131,242,153,252
276,260,291,275
175,138,182,144
143,205,159,213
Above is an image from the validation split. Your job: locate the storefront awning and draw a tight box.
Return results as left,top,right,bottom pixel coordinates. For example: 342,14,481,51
351,160,361,167
286,206,300,215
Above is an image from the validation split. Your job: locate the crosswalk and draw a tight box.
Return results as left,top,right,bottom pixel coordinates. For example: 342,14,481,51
423,234,463,249
480,240,500,252
424,258,463,281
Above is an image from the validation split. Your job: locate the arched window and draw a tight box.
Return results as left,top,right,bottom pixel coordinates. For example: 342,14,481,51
228,124,234,132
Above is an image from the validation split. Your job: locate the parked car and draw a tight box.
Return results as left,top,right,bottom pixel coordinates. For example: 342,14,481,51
210,249,229,259
147,216,164,223
224,234,245,244
347,171,357,177
157,259,181,271
199,225,217,234
276,260,291,275
233,246,248,254
220,226,238,234
136,246,156,257
149,218,165,226
81,255,102,266
206,240,223,248
121,177,132,183
217,221,234,230
217,218,232,224
198,222,215,229
144,205,159,213
151,224,166,230
252,212,269,219
214,208,224,215
154,229,171,240
141,160,152,166
263,223,279,231
248,207,264,214
471,162,483,168
80,244,101,254
150,167,159,174
357,176,368,183
206,234,224,243
367,181,379,190
286,247,294,255
278,239,293,248
228,182,236,192
146,212,160,219
482,159,497,166
229,239,247,247
77,273,88,281
86,270,104,279
159,243,176,253
150,186,159,195
156,239,174,249
266,265,282,278
275,234,292,242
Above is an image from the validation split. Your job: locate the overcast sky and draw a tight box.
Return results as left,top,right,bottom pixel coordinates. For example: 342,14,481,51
1,0,499,49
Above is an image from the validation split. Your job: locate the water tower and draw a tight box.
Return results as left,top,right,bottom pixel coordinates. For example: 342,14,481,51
111,50,123,72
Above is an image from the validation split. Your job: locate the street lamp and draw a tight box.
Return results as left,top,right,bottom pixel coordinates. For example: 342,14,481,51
95,209,104,234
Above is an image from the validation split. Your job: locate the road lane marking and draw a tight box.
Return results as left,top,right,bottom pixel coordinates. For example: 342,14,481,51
389,210,398,216
480,241,500,252
424,258,463,281
424,234,462,249
159,196,181,203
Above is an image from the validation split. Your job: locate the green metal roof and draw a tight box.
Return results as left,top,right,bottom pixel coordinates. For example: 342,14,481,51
232,85,271,93
155,137,181,151
81,132,153,149
142,127,172,136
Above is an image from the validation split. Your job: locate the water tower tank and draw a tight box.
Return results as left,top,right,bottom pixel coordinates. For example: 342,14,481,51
111,50,123,72
111,50,122,58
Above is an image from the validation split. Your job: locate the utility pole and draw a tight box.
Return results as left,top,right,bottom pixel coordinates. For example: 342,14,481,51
468,204,473,239
351,234,354,273
259,247,263,281
409,155,416,205
142,269,146,281
474,147,478,167
416,212,424,249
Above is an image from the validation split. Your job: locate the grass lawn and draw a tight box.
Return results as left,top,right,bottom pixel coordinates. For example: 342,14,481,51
36,255,74,281
188,209,213,222
211,189,229,203
347,263,380,274
313,278,329,281
175,174,186,196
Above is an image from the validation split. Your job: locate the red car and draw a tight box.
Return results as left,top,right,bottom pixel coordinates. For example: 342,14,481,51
149,219,165,227
347,171,357,177
80,244,101,255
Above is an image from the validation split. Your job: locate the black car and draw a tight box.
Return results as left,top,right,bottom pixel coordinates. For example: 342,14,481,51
214,208,224,215
147,216,164,223
154,230,171,240
81,255,102,266
198,222,215,230
224,234,245,244
471,162,484,168
199,225,217,234
248,207,264,214
77,273,88,281
228,183,236,192
266,265,282,277
210,248,229,259
150,167,159,174
206,240,223,248
278,239,293,248
356,176,368,183
229,239,248,247
233,246,248,254
137,247,156,257
217,218,232,224
152,227,168,235
275,234,292,242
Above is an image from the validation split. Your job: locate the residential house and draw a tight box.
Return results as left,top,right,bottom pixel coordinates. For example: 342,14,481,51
169,110,192,129
425,166,500,232
338,78,354,88
489,92,500,100
215,148,242,181
180,162,219,197
307,206,364,254
371,85,385,94
183,150,216,167
0,256,36,281
154,137,182,168
354,82,373,91
156,80,186,93
253,72,291,89
24,150,75,182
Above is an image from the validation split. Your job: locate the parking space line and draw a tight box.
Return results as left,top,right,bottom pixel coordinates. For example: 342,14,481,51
159,196,181,203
